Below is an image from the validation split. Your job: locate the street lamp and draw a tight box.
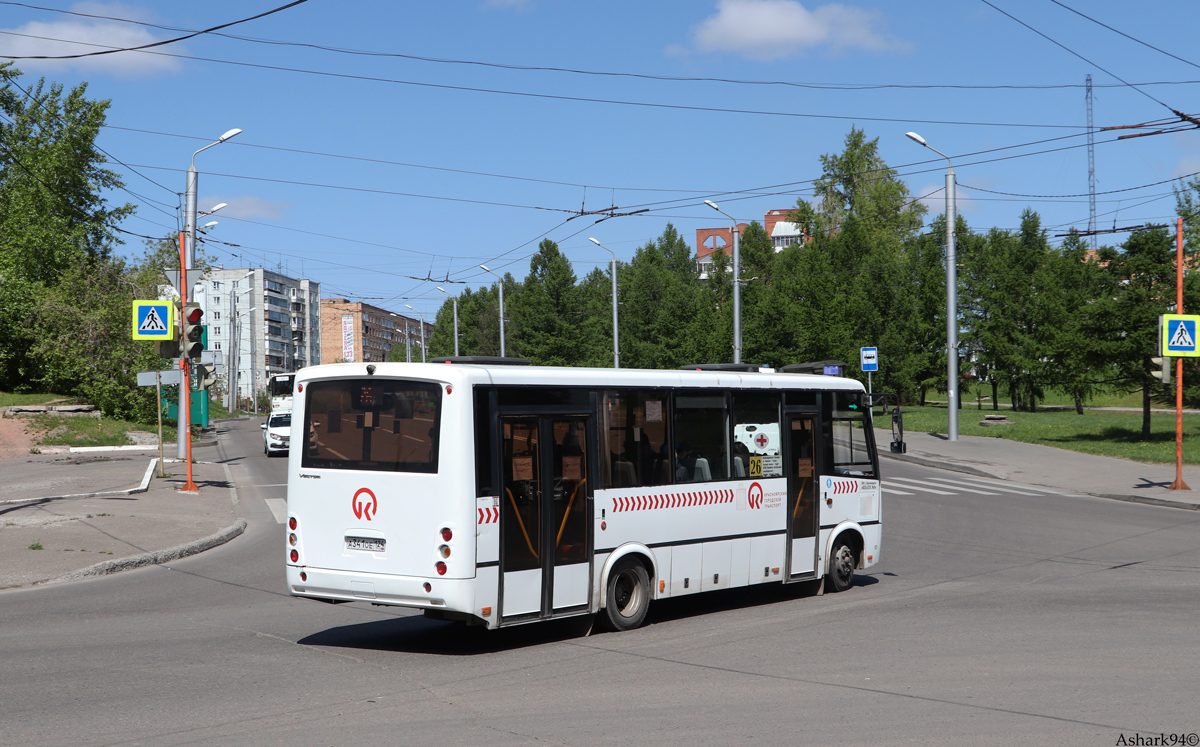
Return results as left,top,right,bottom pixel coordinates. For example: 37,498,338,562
479,264,505,357
185,128,241,271
587,237,620,369
704,200,742,364
405,304,426,363
906,131,958,441
436,286,459,357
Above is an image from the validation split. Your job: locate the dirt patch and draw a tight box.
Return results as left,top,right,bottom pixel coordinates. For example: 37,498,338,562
0,411,44,460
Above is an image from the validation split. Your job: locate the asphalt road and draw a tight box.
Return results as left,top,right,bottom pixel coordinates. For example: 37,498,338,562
2,419,1198,746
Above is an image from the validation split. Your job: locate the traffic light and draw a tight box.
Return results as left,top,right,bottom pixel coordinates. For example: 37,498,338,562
196,363,216,390
1151,357,1173,385
155,339,180,358
183,302,205,359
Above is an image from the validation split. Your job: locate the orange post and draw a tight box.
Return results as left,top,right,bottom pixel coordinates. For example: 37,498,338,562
179,231,199,492
1172,217,1190,491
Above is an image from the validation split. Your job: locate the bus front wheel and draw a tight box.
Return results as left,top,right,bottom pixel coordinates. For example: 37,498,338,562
827,539,856,593
603,558,650,631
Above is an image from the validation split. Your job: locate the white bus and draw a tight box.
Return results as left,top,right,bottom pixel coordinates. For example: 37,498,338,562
285,360,881,631
268,373,295,412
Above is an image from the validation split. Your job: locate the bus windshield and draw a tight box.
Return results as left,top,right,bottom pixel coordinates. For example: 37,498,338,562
301,378,442,473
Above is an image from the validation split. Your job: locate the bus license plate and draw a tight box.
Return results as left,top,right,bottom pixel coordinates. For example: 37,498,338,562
346,537,385,552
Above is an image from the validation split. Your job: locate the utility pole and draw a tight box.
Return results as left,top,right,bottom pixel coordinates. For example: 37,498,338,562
1086,75,1098,254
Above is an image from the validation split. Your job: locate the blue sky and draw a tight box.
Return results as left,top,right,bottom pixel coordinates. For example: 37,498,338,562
3,0,1200,319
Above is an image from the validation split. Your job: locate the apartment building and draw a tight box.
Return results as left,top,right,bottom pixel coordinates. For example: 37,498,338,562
695,208,807,278
319,298,434,364
195,267,321,403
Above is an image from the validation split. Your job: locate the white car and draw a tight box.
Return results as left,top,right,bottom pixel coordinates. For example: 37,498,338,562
261,411,291,457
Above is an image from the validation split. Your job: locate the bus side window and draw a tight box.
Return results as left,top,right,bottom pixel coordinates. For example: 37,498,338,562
601,390,669,489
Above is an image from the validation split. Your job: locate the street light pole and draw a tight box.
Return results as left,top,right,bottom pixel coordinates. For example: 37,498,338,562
480,264,505,357
178,128,241,480
437,286,459,356
906,131,958,441
588,238,620,369
405,305,426,363
704,200,741,364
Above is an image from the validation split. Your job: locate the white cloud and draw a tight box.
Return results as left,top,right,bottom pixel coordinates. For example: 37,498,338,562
683,0,905,61
203,195,292,221
1,3,183,76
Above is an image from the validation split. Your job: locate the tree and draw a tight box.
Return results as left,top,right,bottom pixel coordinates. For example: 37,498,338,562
1092,226,1178,438
509,239,580,365
0,66,134,392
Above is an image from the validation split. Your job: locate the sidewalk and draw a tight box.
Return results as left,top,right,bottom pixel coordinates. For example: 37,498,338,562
881,428,1200,511
0,453,244,589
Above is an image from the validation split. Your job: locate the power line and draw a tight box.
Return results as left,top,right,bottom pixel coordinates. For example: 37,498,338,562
979,0,1178,114
0,0,308,60
0,29,1086,131
6,1,1200,93
1047,0,1200,72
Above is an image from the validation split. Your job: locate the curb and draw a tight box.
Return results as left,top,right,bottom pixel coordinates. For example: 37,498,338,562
51,518,249,584
0,458,159,506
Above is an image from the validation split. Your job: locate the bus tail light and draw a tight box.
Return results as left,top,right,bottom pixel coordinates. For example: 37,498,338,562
441,527,453,542
439,545,451,559
289,533,298,547
423,582,432,592
289,517,297,530
436,561,447,576
290,549,299,563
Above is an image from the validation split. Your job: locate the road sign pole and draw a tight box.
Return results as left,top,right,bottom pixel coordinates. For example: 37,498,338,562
156,372,165,475
1173,217,1190,491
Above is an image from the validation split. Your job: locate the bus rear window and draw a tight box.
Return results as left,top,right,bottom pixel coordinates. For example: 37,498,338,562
302,379,441,473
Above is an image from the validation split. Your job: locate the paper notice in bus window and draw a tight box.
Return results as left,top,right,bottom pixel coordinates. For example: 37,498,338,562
513,456,534,481
763,455,783,477
645,401,663,422
562,456,582,481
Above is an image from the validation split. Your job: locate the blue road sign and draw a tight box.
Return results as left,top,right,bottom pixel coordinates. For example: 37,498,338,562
132,300,176,340
1162,314,1200,357
860,346,879,372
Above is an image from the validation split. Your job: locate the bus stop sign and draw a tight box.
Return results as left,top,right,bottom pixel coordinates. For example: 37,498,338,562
860,347,878,372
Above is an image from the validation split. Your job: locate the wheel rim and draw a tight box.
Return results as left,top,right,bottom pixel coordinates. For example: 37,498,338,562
613,569,643,618
833,546,854,585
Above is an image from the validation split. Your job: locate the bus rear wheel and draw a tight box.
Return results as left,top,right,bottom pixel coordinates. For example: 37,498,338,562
603,558,650,631
827,539,856,593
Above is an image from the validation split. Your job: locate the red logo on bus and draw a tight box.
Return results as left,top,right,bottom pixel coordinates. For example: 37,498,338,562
352,488,377,521
748,482,764,509
754,433,769,449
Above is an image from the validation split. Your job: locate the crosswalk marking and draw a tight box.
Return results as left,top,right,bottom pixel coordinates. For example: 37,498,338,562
881,482,917,495
265,498,287,524
954,476,1066,495
887,476,1002,495
918,476,1040,496
883,478,956,495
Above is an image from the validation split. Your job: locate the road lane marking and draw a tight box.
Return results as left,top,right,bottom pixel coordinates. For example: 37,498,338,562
265,498,287,524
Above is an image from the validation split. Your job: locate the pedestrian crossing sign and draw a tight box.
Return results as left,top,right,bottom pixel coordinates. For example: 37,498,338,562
132,300,177,340
1160,314,1200,357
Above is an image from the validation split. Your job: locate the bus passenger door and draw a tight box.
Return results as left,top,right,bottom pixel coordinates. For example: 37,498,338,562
500,416,591,620
785,415,819,579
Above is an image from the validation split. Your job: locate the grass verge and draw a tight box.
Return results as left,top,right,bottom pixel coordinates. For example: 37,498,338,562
0,392,72,407
30,414,178,448
890,405,1200,464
